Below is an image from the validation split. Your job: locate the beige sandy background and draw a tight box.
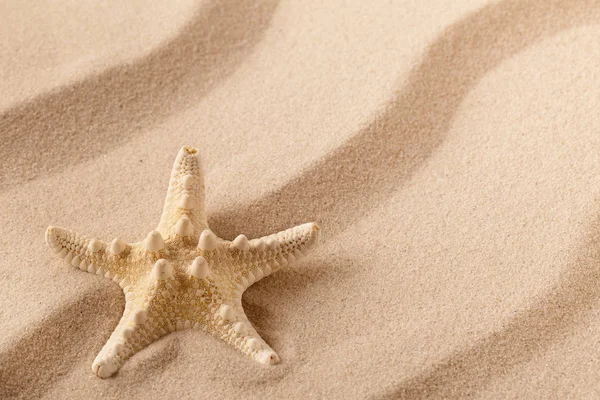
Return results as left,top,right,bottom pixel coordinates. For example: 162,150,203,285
2,0,600,398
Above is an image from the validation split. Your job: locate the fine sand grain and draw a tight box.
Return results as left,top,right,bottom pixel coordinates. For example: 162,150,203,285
2,0,600,398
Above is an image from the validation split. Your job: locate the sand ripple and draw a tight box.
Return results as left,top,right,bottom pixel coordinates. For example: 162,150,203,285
1,0,600,399
0,0,279,192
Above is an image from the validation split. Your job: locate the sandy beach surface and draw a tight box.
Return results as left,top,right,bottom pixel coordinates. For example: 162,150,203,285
2,0,600,398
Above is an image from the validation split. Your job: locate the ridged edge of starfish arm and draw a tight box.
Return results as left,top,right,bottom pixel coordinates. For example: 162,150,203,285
91,305,158,378
211,304,281,365
45,226,132,289
157,146,208,242
215,222,321,290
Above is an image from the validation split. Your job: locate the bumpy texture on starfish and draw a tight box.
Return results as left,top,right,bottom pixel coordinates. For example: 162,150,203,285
45,146,320,378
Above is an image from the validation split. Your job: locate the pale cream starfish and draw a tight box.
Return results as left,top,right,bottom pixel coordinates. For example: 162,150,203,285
45,146,320,378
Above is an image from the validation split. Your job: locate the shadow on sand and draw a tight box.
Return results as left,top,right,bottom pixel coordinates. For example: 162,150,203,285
211,0,600,241
0,287,122,398
2,0,599,397
0,0,279,190
0,1,279,398
206,1,600,398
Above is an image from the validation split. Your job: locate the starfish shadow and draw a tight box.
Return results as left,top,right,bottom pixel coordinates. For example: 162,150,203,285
206,0,600,398
242,258,332,333
120,336,182,383
0,0,279,190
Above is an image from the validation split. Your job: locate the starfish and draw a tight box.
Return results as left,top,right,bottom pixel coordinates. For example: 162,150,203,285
45,146,320,378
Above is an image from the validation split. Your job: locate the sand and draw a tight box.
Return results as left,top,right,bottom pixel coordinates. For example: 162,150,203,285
1,0,600,398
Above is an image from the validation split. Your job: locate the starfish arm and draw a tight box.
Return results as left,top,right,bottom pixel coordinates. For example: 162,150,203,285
207,302,281,365
45,226,132,288
224,222,320,290
157,146,208,242
91,302,161,378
